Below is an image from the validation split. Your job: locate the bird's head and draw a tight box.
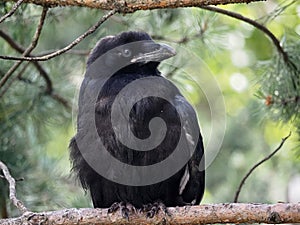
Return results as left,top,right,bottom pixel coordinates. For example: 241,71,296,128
86,31,176,75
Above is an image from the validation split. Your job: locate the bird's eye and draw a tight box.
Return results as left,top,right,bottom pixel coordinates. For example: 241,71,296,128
122,49,131,57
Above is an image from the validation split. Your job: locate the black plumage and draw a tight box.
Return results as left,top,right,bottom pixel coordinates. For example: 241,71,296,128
69,31,205,212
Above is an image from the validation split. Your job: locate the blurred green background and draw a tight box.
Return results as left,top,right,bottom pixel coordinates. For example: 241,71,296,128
0,0,299,218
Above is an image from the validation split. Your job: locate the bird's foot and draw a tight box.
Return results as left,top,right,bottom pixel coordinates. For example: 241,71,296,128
140,201,171,218
108,202,136,220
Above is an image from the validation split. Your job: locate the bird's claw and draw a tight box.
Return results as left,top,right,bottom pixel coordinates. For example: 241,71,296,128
108,202,136,220
108,202,120,213
141,201,171,218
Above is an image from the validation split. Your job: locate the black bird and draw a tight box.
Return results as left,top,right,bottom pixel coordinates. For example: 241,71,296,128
69,31,205,217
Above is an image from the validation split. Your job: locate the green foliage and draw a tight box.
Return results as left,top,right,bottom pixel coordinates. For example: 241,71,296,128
257,36,300,142
0,6,77,217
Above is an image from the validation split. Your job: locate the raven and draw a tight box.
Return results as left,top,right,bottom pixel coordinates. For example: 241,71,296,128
69,31,205,217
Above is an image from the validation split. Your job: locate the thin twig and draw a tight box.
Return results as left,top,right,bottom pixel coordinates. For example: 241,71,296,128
30,49,90,56
0,7,48,90
64,49,90,56
0,161,28,214
0,9,117,62
0,30,24,53
0,30,70,109
24,8,48,53
257,0,297,25
0,62,30,97
0,0,25,24
50,92,72,109
234,132,292,202
200,6,290,63
33,62,52,94
0,175,24,182
0,9,115,109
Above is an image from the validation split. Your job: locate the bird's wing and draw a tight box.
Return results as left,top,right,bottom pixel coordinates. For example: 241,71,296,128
174,95,205,205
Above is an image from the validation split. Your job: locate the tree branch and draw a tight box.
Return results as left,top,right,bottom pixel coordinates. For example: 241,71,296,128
0,9,117,62
49,92,72,109
0,30,25,54
0,0,25,24
1,0,266,12
0,30,71,109
0,161,28,214
0,7,48,89
234,132,292,203
0,62,31,98
200,5,291,63
0,203,299,225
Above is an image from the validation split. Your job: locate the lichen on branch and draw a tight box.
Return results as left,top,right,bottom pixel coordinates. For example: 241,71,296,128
0,203,299,225
2,0,265,12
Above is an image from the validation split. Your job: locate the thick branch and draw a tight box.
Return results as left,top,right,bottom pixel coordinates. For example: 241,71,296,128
0,203,299,225
2,0,265,12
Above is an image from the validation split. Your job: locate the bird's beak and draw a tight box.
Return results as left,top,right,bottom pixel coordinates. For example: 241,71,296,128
131,42,176,63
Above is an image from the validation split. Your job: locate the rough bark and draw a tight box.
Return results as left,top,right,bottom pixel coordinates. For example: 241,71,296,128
2,0,265,12
0,203,299,225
